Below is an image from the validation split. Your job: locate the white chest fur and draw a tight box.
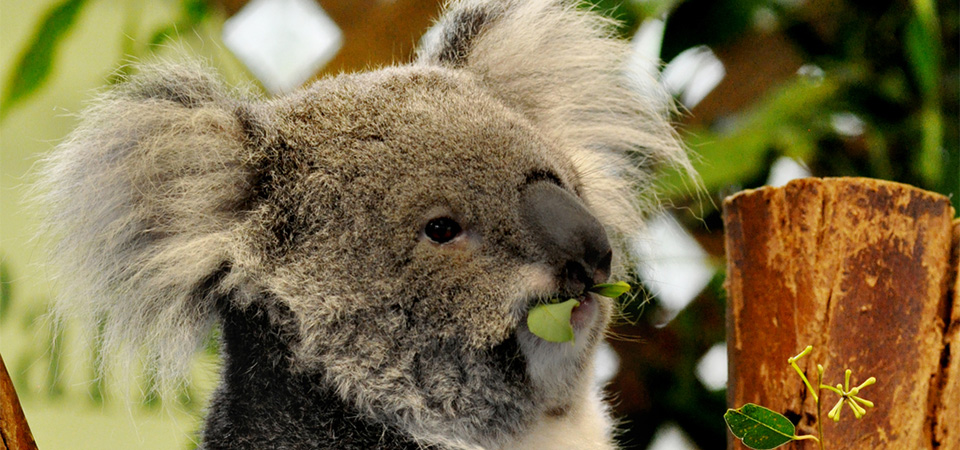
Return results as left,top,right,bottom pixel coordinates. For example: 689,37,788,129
503,382,615,450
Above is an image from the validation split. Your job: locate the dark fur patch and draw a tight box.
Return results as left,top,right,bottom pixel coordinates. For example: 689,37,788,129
248,140,311,254
130,72,218,107
523,169,565,189
437,8,495,67
193,262,233,304
235,104,268,147
207,298,424,449
545,405,569,418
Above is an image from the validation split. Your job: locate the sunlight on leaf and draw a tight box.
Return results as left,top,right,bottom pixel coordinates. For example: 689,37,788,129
909,0,938,34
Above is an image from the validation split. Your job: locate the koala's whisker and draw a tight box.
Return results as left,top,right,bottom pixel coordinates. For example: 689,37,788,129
602,328,647,344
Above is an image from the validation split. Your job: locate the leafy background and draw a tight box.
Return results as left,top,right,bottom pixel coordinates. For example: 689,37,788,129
0,0,956,448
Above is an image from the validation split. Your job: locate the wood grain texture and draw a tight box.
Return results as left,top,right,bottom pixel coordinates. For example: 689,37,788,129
933,219,959,449
724,178,957,450
0,354,37,450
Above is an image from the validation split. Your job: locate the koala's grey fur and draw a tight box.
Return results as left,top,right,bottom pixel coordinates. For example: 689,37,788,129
40,0,689,448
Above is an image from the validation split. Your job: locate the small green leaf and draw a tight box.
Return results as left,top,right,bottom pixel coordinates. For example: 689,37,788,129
724,404,797,449
0,261,12,323
905,14,940,101
148,24,179,48
527,299,580,343
590,281,631,299
1,0,89,120
147,0,210,49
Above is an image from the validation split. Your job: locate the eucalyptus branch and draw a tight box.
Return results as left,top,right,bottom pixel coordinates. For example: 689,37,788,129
725,345,877,449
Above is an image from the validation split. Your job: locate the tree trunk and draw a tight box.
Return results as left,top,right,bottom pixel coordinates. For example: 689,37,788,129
724,177,959,449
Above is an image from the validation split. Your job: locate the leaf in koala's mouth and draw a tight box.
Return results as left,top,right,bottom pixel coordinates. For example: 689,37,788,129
526,282,632,344
589,281,631,299
526,298,579,343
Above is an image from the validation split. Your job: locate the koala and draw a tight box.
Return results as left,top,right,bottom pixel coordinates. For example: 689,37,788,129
40,0,688,448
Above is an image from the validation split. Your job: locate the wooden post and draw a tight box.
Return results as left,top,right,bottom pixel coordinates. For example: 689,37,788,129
0,354,38,450
724,177,959,449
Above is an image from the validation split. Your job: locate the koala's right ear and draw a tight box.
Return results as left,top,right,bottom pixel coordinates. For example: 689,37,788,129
416,0,690,252
40,60,266,380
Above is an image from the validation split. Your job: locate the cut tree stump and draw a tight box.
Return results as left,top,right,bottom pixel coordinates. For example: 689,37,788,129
724,177,959,450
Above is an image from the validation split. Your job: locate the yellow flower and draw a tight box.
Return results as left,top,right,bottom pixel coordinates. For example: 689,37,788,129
823,369,875,421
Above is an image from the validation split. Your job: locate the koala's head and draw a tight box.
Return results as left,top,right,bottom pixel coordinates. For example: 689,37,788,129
41,0,688,448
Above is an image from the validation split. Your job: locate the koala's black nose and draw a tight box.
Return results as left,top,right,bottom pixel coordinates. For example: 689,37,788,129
520,181,613,296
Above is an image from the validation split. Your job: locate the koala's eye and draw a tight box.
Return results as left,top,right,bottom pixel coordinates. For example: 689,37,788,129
424,217,462,244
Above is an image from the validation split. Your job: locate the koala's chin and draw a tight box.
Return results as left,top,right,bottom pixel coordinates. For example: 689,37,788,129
517,289,614,415
40,0,690,449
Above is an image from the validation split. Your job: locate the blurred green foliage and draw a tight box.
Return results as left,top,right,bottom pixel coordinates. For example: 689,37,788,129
669,0,957,212
0,0,88,121
0,262,12,322
1,1,224,446
0,0,212,121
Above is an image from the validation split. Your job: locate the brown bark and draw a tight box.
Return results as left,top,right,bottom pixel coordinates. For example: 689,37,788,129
933,219,960,449
0,354,37,450
724,177,958,449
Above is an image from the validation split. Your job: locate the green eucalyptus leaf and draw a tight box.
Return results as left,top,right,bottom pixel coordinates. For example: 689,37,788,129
905,15,939,100
724,404,797,449
657,75,839,196
148,25,179,48
527,299,580,343
1,0,89,120
0,262,11,323
590,281,631,299
905,15,944,187
147,0,210,49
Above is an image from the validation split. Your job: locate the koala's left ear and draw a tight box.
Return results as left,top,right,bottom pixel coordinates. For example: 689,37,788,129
417,0,690,241
39,59,267,381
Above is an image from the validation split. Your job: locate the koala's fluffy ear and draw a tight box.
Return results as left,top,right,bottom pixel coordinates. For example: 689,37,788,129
40,60,260,380
417,0,690,241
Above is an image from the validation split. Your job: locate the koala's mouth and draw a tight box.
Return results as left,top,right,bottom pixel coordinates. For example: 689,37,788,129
569,293,598,329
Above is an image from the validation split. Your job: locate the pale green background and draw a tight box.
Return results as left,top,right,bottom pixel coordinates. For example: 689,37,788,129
1,1,247,448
